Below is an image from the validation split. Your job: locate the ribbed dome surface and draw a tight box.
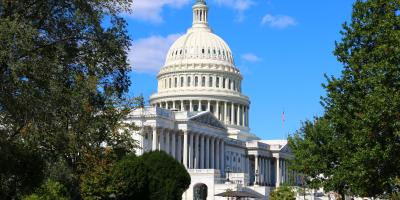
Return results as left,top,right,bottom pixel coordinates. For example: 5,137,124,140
164,29,234,66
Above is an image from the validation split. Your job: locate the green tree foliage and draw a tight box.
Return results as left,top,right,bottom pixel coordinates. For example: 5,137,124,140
269,185,296,200
22,180,69,200
80,151,191,200
141,151,191,200
0,135,44,199
289,0,400,198
0,0,137,198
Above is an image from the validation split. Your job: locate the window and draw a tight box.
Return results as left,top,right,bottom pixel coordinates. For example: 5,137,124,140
195,76,198,87
228,79,231,89
169,78,171,88
180,77,184,87
174,77,177,88
216,77,220,88
209,77,213,87
164,79,167,89
202,76,206,87
202,49,205,54
187,77,191,87
233,81,236,91
222,78,226,88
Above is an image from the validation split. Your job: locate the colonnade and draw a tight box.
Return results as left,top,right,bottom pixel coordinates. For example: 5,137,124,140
278,158,291,185
253,156,274,186
153,100,249,127
150,127,225,173
159,73,241,92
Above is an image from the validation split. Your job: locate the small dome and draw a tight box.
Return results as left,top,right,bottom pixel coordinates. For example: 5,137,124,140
165,30,234,66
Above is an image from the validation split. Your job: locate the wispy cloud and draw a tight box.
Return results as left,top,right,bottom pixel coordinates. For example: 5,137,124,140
261,14,297,29
128,34,182,73
214,0,255,21
241,53,261,62
126,0,190,23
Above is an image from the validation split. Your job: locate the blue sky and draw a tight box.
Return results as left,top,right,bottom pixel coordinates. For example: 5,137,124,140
124,0,355,140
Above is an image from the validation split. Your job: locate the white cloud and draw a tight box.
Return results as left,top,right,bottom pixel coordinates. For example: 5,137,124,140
214,0,255,21
127,0,190,23
261,14,297,29
128,34,182,73
241,53,261,62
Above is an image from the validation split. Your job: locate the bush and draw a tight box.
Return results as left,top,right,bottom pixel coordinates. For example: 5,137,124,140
270,185,295,200
23,180,69,200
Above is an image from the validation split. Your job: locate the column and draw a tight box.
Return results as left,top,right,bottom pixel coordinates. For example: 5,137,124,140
183,131,188,168
231,103,235,125
215,101,220,119
198,100,202,111
159,129,164,151
205,136,210,168
152,127,157,151
171,131,176,158
195,133,200,168
181,100,184,111
177,132,182,163
282,159,285,184
190,100,193,112
242,106,246,127
207,101,211,112
220,139,225,176
189,133,194,168
264,158,268,186
260,157,264,185
255,155,259,185
165,130,170,154
215,138,220,170
237,104,240,126
276,157,281,187
247,106,250,127
224,102,228,124
210,137,215,169
200,134,205,169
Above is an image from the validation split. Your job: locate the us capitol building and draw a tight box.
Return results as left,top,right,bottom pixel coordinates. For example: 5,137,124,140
127,0,300,199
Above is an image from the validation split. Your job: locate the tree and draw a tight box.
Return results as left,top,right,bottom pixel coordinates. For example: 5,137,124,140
0,0,137,198
141,151,191,200
289,0,400,198
269,185,295,200
80,151,191,200
0,135,44,199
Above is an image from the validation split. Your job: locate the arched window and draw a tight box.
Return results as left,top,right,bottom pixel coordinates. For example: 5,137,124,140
180,77,184,87
174,77,177,88
209,77,213,87
169,78,171,88
202,76,206,87
164,79,167,89
228,79,231,89
222,78,226,88
216,77,220,88
187,76,191,87
195,76,199,87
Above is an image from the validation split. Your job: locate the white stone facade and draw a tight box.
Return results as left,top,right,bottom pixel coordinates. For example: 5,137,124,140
127,0,299,199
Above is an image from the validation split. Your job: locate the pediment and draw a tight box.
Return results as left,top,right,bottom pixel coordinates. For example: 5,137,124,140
189,112,226,130
280,144,291,153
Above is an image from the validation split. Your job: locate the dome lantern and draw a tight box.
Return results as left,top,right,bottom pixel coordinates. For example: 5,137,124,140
192,0,209,29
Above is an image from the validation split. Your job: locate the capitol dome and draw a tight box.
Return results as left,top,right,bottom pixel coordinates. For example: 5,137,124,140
150,0,254,140
165,29,235,67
